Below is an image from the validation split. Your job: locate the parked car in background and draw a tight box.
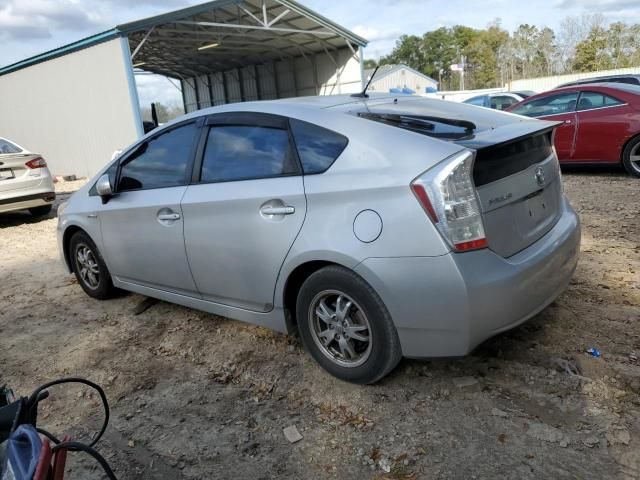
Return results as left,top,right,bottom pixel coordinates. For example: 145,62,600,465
557,74,640,88
0,137,55,216
57,94,580,383
463,91,535,110
507,83,640,177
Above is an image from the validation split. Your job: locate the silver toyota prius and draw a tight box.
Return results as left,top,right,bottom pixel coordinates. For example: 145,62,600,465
57,94,581,384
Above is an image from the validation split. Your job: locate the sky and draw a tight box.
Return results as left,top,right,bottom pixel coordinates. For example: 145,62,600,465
1,0,638,108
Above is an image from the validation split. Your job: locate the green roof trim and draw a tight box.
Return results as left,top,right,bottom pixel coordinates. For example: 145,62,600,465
0,29,120,76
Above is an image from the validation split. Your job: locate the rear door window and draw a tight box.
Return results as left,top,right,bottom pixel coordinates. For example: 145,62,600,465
290,119,348,174
117,122,198,192
200,125,297,183
510,92,579,117
576,91,624,110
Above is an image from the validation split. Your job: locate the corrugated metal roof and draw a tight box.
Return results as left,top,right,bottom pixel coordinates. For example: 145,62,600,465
0,0,367,78
365,64,437,84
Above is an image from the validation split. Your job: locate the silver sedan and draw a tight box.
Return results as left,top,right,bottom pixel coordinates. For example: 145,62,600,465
0,137,55,216
57,94,580,383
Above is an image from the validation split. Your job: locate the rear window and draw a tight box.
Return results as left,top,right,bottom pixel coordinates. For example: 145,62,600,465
0,139,22,154
474,131,554,187
290,119,348,174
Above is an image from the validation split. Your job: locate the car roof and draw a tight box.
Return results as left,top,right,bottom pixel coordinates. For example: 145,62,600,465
559,74,640,86
551,82,640,94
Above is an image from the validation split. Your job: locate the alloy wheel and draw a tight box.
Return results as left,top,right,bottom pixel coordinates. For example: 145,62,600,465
308,290,372,368
76,244,100,289
630,142,640,174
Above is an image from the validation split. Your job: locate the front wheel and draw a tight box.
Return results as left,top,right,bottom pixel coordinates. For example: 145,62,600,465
296,266,402,384
622,136,640,178
69,231,118,300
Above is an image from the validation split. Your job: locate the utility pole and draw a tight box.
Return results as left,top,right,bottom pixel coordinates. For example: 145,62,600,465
460,55,465,91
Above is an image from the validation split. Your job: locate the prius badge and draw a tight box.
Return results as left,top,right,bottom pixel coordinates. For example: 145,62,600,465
535,166,546,187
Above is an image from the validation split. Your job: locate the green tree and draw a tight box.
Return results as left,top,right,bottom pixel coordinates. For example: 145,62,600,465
573,25,611,72
465,22,509,88
422,27,457,88
382,35,427,72
363,59,377,69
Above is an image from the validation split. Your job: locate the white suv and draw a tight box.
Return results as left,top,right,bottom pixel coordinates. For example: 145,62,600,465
0,137,55,216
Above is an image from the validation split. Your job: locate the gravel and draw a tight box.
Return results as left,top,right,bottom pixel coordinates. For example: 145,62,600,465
1,171,639,479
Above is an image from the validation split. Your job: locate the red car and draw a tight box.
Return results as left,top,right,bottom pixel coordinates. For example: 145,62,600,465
506,83,640,177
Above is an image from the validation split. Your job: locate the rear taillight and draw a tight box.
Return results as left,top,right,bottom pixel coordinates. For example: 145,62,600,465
411,150,487,252
25,157,47,169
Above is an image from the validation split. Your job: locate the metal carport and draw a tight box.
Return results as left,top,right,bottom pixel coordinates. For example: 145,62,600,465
122,0,368,112
0,0,367,177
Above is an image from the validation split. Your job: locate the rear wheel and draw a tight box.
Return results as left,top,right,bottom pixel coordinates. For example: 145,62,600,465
296,266,402,384
29,205,52,217
69,231,117,300
622,136,640,178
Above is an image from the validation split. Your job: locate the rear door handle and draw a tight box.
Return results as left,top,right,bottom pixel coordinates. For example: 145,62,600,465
260,206,295,216
158,213,181,221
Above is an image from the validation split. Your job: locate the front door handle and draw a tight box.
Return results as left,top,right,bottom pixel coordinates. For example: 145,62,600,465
260,206,295,216
565,120,572,124
158,212,181,221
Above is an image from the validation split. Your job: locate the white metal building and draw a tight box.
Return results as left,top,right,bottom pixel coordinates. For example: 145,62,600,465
365,64,438,94
506,66,640,93
0,0,367,177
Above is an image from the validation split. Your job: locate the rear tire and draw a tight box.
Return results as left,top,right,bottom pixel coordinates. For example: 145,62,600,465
29,205,52,217
622,136,640,178
296,265,402,384
69,231,117,300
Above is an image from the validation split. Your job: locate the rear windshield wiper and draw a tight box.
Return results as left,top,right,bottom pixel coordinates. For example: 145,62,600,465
358,112,476,135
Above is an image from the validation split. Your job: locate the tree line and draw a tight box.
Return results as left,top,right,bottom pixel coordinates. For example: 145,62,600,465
367,14,640,91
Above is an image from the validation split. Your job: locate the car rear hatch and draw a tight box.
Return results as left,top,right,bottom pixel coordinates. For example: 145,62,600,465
457,124,562,257
349,99,562,257
0,153,44,194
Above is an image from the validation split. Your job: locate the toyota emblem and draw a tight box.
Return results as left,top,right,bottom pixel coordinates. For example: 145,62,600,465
535,167,545,187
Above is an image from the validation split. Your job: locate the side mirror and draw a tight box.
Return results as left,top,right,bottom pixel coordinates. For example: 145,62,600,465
96,174,113,204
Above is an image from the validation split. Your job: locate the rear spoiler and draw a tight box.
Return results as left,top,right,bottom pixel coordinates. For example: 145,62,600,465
454,120,562,151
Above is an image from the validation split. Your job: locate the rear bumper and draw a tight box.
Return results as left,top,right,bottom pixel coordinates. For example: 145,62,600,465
0,190,56,214
354,197,581,358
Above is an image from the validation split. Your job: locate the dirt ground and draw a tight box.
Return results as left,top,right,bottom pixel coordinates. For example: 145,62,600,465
1,170,639,479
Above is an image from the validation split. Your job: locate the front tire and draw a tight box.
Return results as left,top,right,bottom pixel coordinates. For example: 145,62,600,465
296,266,402,384
622,136,640,178
29,205,52,217
69,231,117,300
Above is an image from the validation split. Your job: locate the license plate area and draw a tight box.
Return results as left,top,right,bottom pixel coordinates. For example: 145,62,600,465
0,168,15,180
524,190,551,226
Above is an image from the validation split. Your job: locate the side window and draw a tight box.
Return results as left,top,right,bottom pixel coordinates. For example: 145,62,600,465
510,92,579,117
577,91,624,110
290,119,348,174
200,125,297,183
491,96,518,110
117,123,198,192
464,95,487,106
